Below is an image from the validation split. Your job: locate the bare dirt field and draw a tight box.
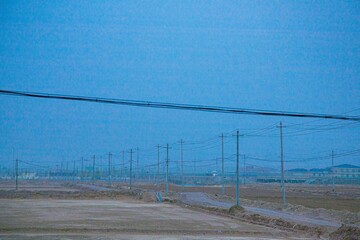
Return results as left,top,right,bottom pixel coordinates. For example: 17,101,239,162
0,180,359,239
0,190,309,239
0,198,302,239
0,180,78,192
133,182,360,212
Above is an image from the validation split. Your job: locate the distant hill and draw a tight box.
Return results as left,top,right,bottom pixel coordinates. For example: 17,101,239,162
333,164,360,169
288,164,360,173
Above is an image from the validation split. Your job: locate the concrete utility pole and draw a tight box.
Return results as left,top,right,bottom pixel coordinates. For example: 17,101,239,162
73,160,76,181
15,159,18,190
166,143,169,196
136,147,139,181
332,150,335,193
244,155,246,185
108,152,112,186
278,122,286,208
180,140,184,188
130,149,133,189
81,157,84,180
92,155,95,181
122,150,125,181
221,133,225,195
66,161,69,180
157,144,160,180
236,130,240,207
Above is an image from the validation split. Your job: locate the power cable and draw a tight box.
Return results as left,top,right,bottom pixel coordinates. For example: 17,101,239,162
1,90,359,121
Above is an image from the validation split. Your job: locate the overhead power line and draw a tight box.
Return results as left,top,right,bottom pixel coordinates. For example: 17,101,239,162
1,89,359,121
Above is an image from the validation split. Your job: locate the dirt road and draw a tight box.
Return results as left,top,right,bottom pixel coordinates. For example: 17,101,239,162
180,192,341,228
136,183,360,212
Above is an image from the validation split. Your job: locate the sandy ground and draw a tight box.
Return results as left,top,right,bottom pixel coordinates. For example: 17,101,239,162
180,192,340,228
103,182,360,229
1,180,359,239
0,198,308,240
0,180,78,192
133,182,360,212
3,180,359,212
0,235,312,240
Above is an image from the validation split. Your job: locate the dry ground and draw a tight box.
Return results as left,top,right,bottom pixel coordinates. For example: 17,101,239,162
0,193,309,239
0,180,359,239
133,182,360,212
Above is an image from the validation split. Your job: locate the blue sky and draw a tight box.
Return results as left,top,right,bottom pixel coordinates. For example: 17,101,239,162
0,1,359,173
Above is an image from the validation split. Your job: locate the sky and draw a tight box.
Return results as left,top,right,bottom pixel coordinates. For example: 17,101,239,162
0,1,359,173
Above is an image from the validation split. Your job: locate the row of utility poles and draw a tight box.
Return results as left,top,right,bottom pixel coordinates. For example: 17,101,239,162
10,128,255,208
12,122,337,209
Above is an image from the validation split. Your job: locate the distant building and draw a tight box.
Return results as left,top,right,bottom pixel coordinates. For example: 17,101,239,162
309,168,329,177
256,164,360,184
20,172,38,180
331,164,360,179
287,168,309,177
246,165,277,176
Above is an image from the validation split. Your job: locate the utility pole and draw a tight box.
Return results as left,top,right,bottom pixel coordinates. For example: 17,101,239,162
81,157,84,181
136,147,139,182
108,152,112,186
66,161,69,180
122,150,125,181
332,150,335,193
15,159,18,190
236,130,240,207
130,149,133,189
157,144,160,181
216,157,218,171
12,147,15,164
12,148,15,180
180,140,184,188
221,133,225,195
93,155,95,181
73,160,76,181
243,155,246,185
278,122,286,208
166,143,169,196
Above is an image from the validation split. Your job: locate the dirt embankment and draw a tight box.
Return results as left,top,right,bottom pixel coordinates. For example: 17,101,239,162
143,183,360,212
177,199,325,239
177,196,360,240
329,225,360,240
210,192,360,226
0,182,162,204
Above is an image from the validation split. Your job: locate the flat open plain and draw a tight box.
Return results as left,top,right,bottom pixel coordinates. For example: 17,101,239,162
0,198,307,240
0,180,358,239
